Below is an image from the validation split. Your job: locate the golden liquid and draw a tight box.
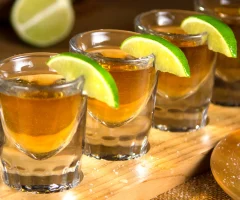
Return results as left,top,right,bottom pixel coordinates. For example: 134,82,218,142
214,5,240,18
87,47,155,124
211,131,240,200
150,26,215,99
0,74,83,154
213,5,240,83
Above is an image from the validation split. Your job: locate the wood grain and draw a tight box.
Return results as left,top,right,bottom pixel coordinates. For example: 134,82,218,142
0,104,239,200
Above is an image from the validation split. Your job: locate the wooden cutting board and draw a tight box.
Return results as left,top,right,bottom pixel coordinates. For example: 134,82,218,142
0,104,239,200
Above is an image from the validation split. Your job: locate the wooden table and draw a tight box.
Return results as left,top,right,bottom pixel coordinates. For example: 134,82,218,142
0,1,239,199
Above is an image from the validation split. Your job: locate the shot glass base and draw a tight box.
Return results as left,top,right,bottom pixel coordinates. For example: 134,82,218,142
153,106,208,132
212,77,240,107
2,168,83,194
154,124,204,132
84,143,149,161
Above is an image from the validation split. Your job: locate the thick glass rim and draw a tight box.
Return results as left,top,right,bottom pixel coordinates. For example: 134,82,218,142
194,0,240,21
134,9,208,40
0,52,85,91
69,29,155,65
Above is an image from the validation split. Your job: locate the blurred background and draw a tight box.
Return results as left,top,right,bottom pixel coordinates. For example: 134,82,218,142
0,0,194,60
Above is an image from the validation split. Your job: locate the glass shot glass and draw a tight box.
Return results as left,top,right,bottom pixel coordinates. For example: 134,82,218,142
0,53,87,193
70,29,158,161
195,0,240,106
135,9,217,132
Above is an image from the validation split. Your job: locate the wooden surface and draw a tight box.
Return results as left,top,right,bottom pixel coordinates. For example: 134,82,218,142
0,104,240,200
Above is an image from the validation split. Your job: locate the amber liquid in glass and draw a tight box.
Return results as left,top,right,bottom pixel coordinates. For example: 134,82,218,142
214,5,240,82
0,74,82,156
211,5,240,105
148,25,215,131
87,47,155,126
150,26,215,99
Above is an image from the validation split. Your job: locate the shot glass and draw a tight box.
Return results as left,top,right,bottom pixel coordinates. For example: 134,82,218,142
195,0,240,106
135,9,217,132
0,53,87,193
70,29,157,160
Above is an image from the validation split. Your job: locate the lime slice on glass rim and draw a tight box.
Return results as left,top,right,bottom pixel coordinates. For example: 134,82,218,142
181,15,237,58
120,34,190,77
47,52,119,108
11,0,74,47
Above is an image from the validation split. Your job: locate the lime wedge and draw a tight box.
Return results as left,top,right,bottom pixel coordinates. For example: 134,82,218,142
120,34,190,77
11,0,74,47
47,52,119,108
181,15,237,58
